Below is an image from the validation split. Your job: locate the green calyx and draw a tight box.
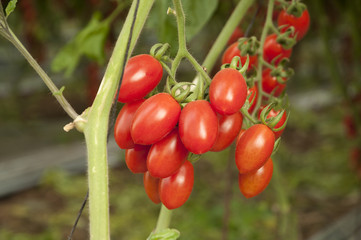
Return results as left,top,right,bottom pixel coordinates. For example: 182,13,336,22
276,29,296,49
237,36,260,56
150,43,171,61
286,1,307,18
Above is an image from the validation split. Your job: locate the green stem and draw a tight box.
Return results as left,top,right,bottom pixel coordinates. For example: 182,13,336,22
202,0,255,72
6,28,79,120
104,0,130,24
83,1,154,239
254,0,276,116
154,204,173,233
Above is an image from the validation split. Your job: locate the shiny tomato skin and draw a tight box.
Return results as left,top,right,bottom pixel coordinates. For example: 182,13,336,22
211,112,243,152
247,85,258,114
125,144,150,173
235,124,275,174
114,99,145,149
238,158,273,198
159,160,194,210
222,42,258,71
278,9,310,41
131,93,181,145
118,54,163,103
236,129,246,146
147,128,188,178
209,68,248,115
263,34,292,65
262,68,286,97
143,171,161,204
179,100,218,154
258,107,287,139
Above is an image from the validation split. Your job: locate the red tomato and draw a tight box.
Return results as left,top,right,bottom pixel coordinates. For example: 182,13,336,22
147,128,188,178
222,42,258,71
227,27,244,45
159,160,194,210
235,124,275,174
209,68,248,115
118,54,163,103
247,85,258,114
262,68,286,97
125,144,150,173
343,115,357,139
258,107,287,139
114,99,145,149
278,9,310,41
236,129,246,146
211,112,243,152
131,93,181,145
238,158,273,198
179,100,218,154
143,171,161,204
263,34,292,64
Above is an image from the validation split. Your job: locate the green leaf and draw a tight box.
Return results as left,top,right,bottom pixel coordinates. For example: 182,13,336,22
147,229,180,240
5,0,17,17
51,12,110,77
147,0,218,54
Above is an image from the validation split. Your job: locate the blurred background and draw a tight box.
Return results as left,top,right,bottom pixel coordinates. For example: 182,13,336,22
0,0,360,239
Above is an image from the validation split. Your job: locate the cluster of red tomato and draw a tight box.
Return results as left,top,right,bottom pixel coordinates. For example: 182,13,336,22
114,2,310,209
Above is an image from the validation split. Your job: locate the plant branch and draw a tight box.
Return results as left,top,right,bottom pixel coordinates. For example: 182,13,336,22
154,204,173,233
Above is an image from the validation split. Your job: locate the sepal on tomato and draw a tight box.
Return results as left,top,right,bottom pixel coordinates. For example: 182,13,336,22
150,43,171,61
285,1,307,18
237,36,260,56
276,26,297,49
272,137,282,154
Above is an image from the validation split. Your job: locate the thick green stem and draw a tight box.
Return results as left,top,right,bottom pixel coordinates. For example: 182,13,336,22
83,1,154,239
253,0,276,116
202,0,255,72
154,204,173,233
6,28,79,120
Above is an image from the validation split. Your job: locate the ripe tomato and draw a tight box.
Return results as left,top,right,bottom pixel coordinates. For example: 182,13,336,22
118,54,163,103
247,85,258,114
125,144,150,173
147,128,188,178
258,107,287,139
263,34,292,65
143,171,161,204
222,42,258,71
227,27,244,45
209,68,247,115
236,129,246,146
179,100,218,154
211,112,243,152
235,124,275,174
114,99,145,149
238,158,273,198
159,160,194,210
131,93,181,145
277,9,310,41
262,68,286,97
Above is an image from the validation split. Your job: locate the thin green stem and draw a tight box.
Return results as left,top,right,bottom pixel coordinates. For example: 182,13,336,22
185,52,211,85
83,0,154,239
254,0,276,116
202,0,255,72
240,107,258,124
104,0,130,24
154,204,173,233
7,28,79,120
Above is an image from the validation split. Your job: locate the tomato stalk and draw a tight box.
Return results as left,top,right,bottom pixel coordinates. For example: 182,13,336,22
83,0,154,239
154,204,173,232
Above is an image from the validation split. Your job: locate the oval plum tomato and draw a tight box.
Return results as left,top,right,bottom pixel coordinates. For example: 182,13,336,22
235,124,275,174
227,27,244,45
247,85,258,114
209,68,248,115
238,158,273,198
131,93,181,145
159,160,194,210
114,99,145,149
222,42,258,71
179,100,218,154
147,128,188,178
262,68,286,97
258,107,287,139
278,9,310,41
236,129,246,145
125,144,150,173
211,112,243,152
143,171,161,204
263,34,292,65
118,54,163,103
